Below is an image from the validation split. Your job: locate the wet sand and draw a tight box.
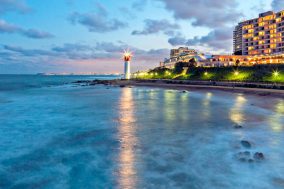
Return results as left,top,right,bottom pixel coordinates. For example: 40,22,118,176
91,79,284,98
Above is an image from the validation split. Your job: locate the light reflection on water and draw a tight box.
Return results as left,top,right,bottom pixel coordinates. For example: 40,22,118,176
117,88,138,188
269,99,284,132
229,95,247,125
202,92,213,119
163,91,178,123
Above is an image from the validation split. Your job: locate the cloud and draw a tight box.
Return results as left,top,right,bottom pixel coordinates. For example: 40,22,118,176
271,0,284,11
0,19,54,39
0,19,20,33
119,7,136,19
132,0,148,11
3,44,54,56
21,29,54,39
187,27,233,50
167,27,233,52
168,35,187,46
52,43,93,53
1,42,169,73
132,19,179,35
0,0,31,14
156,0,242,28
69,3,127,33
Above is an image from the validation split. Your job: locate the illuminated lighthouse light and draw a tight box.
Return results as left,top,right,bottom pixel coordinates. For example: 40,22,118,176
123,49,132,80
123,50,132,62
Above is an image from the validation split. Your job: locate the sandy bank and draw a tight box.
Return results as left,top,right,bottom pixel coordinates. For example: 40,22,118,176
75,79,284,98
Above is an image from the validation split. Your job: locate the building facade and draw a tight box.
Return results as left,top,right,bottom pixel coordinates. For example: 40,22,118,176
162,47,206,68
234,10,284,56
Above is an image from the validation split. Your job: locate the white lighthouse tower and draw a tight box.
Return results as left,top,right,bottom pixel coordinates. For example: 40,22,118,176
123,50,132,80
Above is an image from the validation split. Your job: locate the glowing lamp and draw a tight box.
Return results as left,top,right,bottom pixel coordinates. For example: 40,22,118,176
273,71,279,77
124,52,132,62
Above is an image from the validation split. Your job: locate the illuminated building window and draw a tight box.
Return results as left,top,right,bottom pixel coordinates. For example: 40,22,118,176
271,44,277,48
248,46,254,50
253,37,259,41
270,29,277,34
258,22,265,27
259,40,265,45
259,31,265,36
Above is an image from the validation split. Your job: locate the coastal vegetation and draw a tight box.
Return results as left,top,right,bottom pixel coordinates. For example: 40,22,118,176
135,64,284,83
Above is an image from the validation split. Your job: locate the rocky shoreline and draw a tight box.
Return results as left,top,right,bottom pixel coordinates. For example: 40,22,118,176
74,79,284,98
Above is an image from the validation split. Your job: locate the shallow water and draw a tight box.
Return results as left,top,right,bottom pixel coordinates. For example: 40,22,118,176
0,75,284,189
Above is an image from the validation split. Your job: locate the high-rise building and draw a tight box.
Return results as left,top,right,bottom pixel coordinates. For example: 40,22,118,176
233,11,284,55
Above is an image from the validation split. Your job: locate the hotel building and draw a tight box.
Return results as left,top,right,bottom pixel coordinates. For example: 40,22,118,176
234,10,284,56
162,47,206,68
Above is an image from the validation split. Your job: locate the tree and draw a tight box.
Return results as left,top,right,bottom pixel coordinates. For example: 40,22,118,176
235,59,240,67
188,58,197,67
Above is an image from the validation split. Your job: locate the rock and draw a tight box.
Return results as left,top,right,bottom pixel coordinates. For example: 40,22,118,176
182,90,187,93
248,159,254,163
273,178,284,187
236,151,251,162
253,152,264,161
241,140,252,148
239,157,247,162
234,124,243,129
119,85,126,88
237,151,250,157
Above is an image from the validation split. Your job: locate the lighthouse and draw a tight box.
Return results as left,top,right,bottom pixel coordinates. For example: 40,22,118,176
123,50,132,80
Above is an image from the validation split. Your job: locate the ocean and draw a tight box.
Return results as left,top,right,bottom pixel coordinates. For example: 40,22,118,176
0,75,283,189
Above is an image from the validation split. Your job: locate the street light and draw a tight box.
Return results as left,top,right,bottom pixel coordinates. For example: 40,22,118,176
273,71,279,77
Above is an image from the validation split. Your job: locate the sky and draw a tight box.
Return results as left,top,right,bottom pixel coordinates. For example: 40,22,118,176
0,0,283,74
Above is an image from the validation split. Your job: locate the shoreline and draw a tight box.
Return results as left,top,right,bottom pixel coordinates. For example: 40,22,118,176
75,79,284,98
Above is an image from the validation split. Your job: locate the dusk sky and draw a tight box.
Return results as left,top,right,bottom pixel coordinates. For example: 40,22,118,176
0,0,283,74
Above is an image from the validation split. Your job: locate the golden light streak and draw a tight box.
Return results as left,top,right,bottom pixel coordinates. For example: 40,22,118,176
117,88,138,188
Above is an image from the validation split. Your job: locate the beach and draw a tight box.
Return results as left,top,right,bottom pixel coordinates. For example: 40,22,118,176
0,75,284,188
80,79,284,98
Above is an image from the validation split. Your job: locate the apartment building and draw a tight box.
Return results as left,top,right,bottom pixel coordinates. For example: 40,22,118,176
234,10,284,55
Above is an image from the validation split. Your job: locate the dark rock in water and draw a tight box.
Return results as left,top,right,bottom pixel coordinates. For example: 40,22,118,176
236,151,251,162
182,90,187,93
253,152,265,161
248,159,254,163
239,157,247,162
241,140,252,148
120,85,126,88
234,124,243,129
273,178,284,187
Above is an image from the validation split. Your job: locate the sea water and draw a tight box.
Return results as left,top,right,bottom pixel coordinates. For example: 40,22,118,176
0,75,283,189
